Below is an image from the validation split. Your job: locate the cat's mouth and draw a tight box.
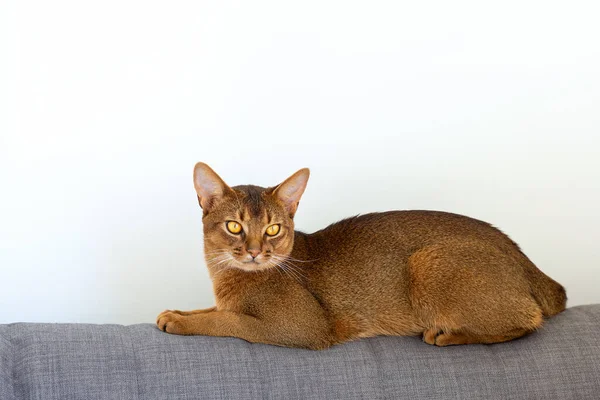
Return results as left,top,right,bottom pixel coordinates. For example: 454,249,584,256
233,258,273,272
206,252,276,273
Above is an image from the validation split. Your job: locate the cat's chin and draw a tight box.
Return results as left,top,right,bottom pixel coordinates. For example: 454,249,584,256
231,260,274,273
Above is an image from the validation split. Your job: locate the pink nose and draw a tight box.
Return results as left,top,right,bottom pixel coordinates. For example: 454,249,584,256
247,249,261,258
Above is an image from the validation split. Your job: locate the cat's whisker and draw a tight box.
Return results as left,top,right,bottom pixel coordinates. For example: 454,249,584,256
275,263,299,284
205,253,237,279
270,255,306,277
205,253,230,260
270,256,305,283
205,257,233,265
210,258,235,278
285,267,304,284
283,265,305,282
213,257,234,267
205,255,232,265
205,253,232,258
205,251,233,258
267,257,296,282
274,254,319,263
268,260,285,278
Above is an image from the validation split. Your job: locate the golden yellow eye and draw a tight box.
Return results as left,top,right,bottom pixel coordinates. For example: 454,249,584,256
265,224,280,236
226,221,242,234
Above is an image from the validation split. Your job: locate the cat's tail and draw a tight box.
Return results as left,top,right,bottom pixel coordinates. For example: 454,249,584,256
525,261,567,317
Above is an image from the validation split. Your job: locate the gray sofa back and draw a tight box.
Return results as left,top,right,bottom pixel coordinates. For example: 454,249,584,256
1,305,599,399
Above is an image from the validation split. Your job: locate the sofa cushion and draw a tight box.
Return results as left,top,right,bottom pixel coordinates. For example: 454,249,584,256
1,305,599,399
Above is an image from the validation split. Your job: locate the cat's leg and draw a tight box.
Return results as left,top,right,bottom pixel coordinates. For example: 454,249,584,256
156,309,332,350
436,327,537,346
409,241,545,346
156,307,216,324
424,325,539,346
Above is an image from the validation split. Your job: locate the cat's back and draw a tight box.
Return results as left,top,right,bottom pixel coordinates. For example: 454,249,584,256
302,210,525,271
311,210,513,249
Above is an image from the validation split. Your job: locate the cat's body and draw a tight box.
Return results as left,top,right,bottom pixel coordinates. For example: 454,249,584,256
157,164,566,349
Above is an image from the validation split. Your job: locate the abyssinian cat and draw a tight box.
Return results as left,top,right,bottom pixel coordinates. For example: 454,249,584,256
157,163,566,349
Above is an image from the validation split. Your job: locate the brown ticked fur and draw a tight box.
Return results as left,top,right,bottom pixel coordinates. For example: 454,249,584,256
157,163,567,349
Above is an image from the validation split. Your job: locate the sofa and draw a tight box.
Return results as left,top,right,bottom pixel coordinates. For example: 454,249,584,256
1,305,599,399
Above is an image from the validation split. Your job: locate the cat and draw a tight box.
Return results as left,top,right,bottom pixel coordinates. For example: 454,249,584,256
157,162,567,349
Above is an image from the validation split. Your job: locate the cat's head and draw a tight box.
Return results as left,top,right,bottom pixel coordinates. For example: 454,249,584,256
193,162,309,272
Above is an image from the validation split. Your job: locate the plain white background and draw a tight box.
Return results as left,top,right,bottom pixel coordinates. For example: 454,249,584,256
1,1,598,324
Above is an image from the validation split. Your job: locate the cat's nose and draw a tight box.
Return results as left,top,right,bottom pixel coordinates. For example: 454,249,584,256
247,249,261,258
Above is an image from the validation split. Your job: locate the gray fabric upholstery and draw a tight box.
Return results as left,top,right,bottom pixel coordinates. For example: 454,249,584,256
1,305,599,399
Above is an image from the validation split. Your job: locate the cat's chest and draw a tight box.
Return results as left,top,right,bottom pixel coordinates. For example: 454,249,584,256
212,272,286,313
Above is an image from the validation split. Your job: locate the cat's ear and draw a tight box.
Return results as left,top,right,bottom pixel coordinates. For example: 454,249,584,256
271,168,310,217
193,162,231,212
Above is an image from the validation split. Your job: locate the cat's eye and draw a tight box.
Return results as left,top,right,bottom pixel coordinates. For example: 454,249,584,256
265,224,280,236
226,221,242,234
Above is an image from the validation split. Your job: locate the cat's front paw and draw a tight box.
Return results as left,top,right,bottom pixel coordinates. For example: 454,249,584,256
157,310,187,335
156,309,183,325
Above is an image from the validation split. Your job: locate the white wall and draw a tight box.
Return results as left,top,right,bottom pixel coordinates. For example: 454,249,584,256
1,1,599,324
